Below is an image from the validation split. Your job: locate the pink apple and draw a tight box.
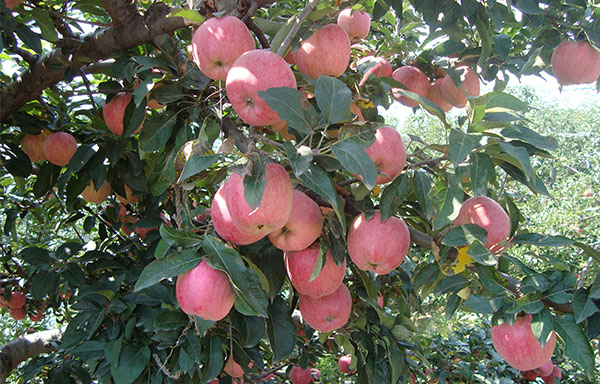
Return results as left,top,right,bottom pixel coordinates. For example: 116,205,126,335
268,190,324,251
439,67,480,108
21,134,47,162
426,78,453,112
191,16,255,81
338,355,353,374
347,210,410,275
211,185,265,245
298,283,352,332
285,247,346,298
391,66,431,107
223,354,244,378
490,314,557,371
551,40,600,85
521,370,539,381
542,366,562,384
453,196,510,249
357,56,393,86
102,93,143,136
337,8,371,41
224,163,293,237
534,360,554,377
294,24,351,79
289,365,312,384
226,49,296,126
81,180,111,204
176,259,235,321
42,132,77,166
377,291,384,308
364,126,406,184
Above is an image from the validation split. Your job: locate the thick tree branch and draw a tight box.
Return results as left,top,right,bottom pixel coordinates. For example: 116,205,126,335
276,0,319,57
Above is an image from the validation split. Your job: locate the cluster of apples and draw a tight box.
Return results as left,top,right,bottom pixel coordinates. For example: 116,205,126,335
21,130,78,167
0,290,42,322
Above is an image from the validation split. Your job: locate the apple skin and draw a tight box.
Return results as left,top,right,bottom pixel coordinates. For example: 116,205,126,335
29,308,44,322
298,283,352,332
81,180,111,204
337,8,371,41
542,366,562,384
377,291,384,308
211,185,265,245
5,0,24,10
534,360,554,377
453,196,510,249
285,247,346,298
439,67,480,108
268,190,324,251
8,292,26,309
21,134,47,162
357,56,393,87
364,126,406,185
192,16,255,81
520,369,539,380
42,132,77,167
294,24,351,79
338,355,353,374
102,93,143,136
490,314,557,371
223,354,244,378
176,259,235,321
426,78,453,112
347,210,410,275
224,163,293,237
289,365,313,384
9,307,27,321
551,40,600,86
391,66,431,108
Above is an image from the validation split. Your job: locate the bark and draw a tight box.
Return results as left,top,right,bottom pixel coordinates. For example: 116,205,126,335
0,328,63,384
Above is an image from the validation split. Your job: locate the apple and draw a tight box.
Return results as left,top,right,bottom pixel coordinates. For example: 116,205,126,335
310,368,320,380
298,283,352,332
490,314,557,371
29,308,43,322
224,163,293,236
364,126,406,184
102,93,143,136
226,49,297,126
289,365,312,384
42,132,77,167
176,259,235,321
542,366,562,384
191,16,255,81
268,190,324,251
439,67,480,108
520,369,539,380
338,355,353,374
285,247,346,298
453,196,510,249
583,189,592,197
211,185,265,245
391,66,431,107
8,291,26,309
116,184,139,205
347,210,410,275
9,307,27,321
223,354,244,378
337,8,371,41
5,0,23,10
21,133,47,162
294,24,351,79
426,78,453,112
551,40,600,86
377,291,384,308
81,180,111,204
357,56,393,86
534,360,554,377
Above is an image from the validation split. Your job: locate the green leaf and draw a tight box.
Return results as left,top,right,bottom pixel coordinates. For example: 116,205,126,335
442,224,488,247
572,288,600,324
498,142,532,179
203,235,269,317
31,8,59,42
267,296,297,361
258,247,286,299
446,293,461,320
178,154,218,182
15,24,42,54
448,129,480,166
283,142,313,177
469,152,494,196
19,247,53,265
331,140,377,190
315,76,352,125
434,275,468,296
590,276,600,299
134,250,201,292
501,125,557,151
514,0,543,14
154,311,189,330
298,163,346,228
493,34,511,59
159,225,203,248
150,84,185,104
232,311,265,348
199,336,224,383
464,295,505,314
308,246,327,283
484,92,530,112
145,149,177,196
431,180,463,230
111,344,151,384
122,97,146,138
258,87,314,134
512,233,573,247
466,240,497,266
31,269,60,299
168,8,205,23
379,174,409,222
139,111,177,152
554,314,596,377
242,158,267,210
413,171,434,219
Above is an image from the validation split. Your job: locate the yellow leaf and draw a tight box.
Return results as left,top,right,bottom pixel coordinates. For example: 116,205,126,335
453,246,474,274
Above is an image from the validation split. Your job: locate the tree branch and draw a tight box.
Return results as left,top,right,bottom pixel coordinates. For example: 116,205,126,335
275,0,319,57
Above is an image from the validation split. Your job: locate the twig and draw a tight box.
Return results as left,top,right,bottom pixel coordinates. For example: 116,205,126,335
245,18,270,49
46,9,112,27
7,46,38,67
578,256,594,289
276,0,320,57
337,178,360,187
79,69,98,113
407,156,446,169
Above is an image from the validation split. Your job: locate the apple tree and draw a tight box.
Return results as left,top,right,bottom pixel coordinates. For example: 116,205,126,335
0,0,599,383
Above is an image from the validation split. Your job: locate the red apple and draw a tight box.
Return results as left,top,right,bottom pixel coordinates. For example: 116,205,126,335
377,291,384,308
176,259,235,321
357,56,393,87
9,307,27,321
285,247,346,298
211,185,265,245
347,210,410,275
583,189,592,197
21,134,47,162
226,49,297,126
42,132,77,166
338,355,353,374
453,196,510,249
439,67,480,108
294,24,351,79
8,292,26,309
5,0,24,9
224,163,293,237
551,40,600,86
391,66,431,107
364,126,406,184
29,308,43,322
289,365,312,384
542,366,562,384
268,190,324,251
426,78,453,112
191,16,255,81
116,184,139,205
520,370,539,380
534,360,554,377
223,354,244,378
491,314,557,371
102,93,143,136
337,8,371,41
81,180,111,204
298,283,352,332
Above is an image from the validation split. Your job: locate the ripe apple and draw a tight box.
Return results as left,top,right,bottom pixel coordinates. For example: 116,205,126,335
490,314,557,371
583,189,592,197
223,354,244,378
542,366,562,384
426,78,453,112
29,308,43,322
5,0,23,10
268,190,324,251
224,163,293,237
439,67,480,108
21,133,47,162
8,291,26,309
9,307,27,321
298,283,352,332
347,210,410,275
226,49,297,126
211,185,265,245
534,360,554,377
364,126,406,184
102,93,143,136
453,196,510,249
391,66,431,107
357,56,393,86
551,40,600,86
520,369,539,380
191,16,255,81
338,355,353,374
81,180,111,204
176,259,235,321
285,247,346,298
294,24,351,79
337,8,371,41
116,184,139,205
289,365,312,384
42,132,77,167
